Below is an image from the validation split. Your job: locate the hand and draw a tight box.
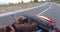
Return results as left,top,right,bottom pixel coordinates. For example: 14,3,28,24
0,26,6,32
8,20,15,32
0,20,15,32
11,14,17,22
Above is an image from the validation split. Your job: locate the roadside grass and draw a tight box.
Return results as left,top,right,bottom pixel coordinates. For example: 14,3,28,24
0,2,45,14
52,0,60,4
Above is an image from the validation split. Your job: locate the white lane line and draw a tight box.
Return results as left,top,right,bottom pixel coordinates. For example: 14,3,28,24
0,3,48,17
38,3,52,15
55,4,60,6
54,3,60,6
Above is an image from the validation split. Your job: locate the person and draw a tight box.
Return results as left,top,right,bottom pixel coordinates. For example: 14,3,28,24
13,15,38,32
0,15,38,32
0,21,15,32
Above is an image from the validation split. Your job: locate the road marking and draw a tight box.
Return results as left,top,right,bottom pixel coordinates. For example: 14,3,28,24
54,3,60,6
38,3,52,15
55,4,60,6
0,3,48,17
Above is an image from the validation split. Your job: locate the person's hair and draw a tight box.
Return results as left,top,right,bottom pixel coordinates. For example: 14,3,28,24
17,16,23,23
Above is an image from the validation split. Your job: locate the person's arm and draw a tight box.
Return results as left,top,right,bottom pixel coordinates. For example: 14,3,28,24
11,15,19,25
0,24,15,32
11,15,17,22
8,20,15,32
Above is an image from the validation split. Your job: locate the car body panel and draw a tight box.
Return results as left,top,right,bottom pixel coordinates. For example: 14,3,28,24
23,14,55,31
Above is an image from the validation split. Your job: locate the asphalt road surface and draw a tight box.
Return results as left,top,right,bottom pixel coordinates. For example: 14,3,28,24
0,2,60,28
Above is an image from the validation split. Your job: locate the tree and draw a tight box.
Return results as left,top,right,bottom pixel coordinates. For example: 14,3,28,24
31,0,33,3
41,0,42,2
21,0,23,3
52,0,60,4
34,0,38,2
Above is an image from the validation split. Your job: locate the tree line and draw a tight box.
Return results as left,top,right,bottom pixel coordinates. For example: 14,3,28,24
21,0,43,3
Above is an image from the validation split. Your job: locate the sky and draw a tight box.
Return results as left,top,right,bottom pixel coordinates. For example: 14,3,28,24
0,0,46,4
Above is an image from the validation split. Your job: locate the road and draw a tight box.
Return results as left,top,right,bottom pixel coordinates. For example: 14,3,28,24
0,2,60,28
41,3,60,28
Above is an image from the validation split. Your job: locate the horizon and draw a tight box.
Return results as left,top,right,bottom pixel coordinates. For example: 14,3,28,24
0,0,46,4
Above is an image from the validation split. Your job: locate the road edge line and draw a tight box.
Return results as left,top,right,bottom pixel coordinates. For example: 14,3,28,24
0,3,48,17
54,3,60,6
38,3,52,15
